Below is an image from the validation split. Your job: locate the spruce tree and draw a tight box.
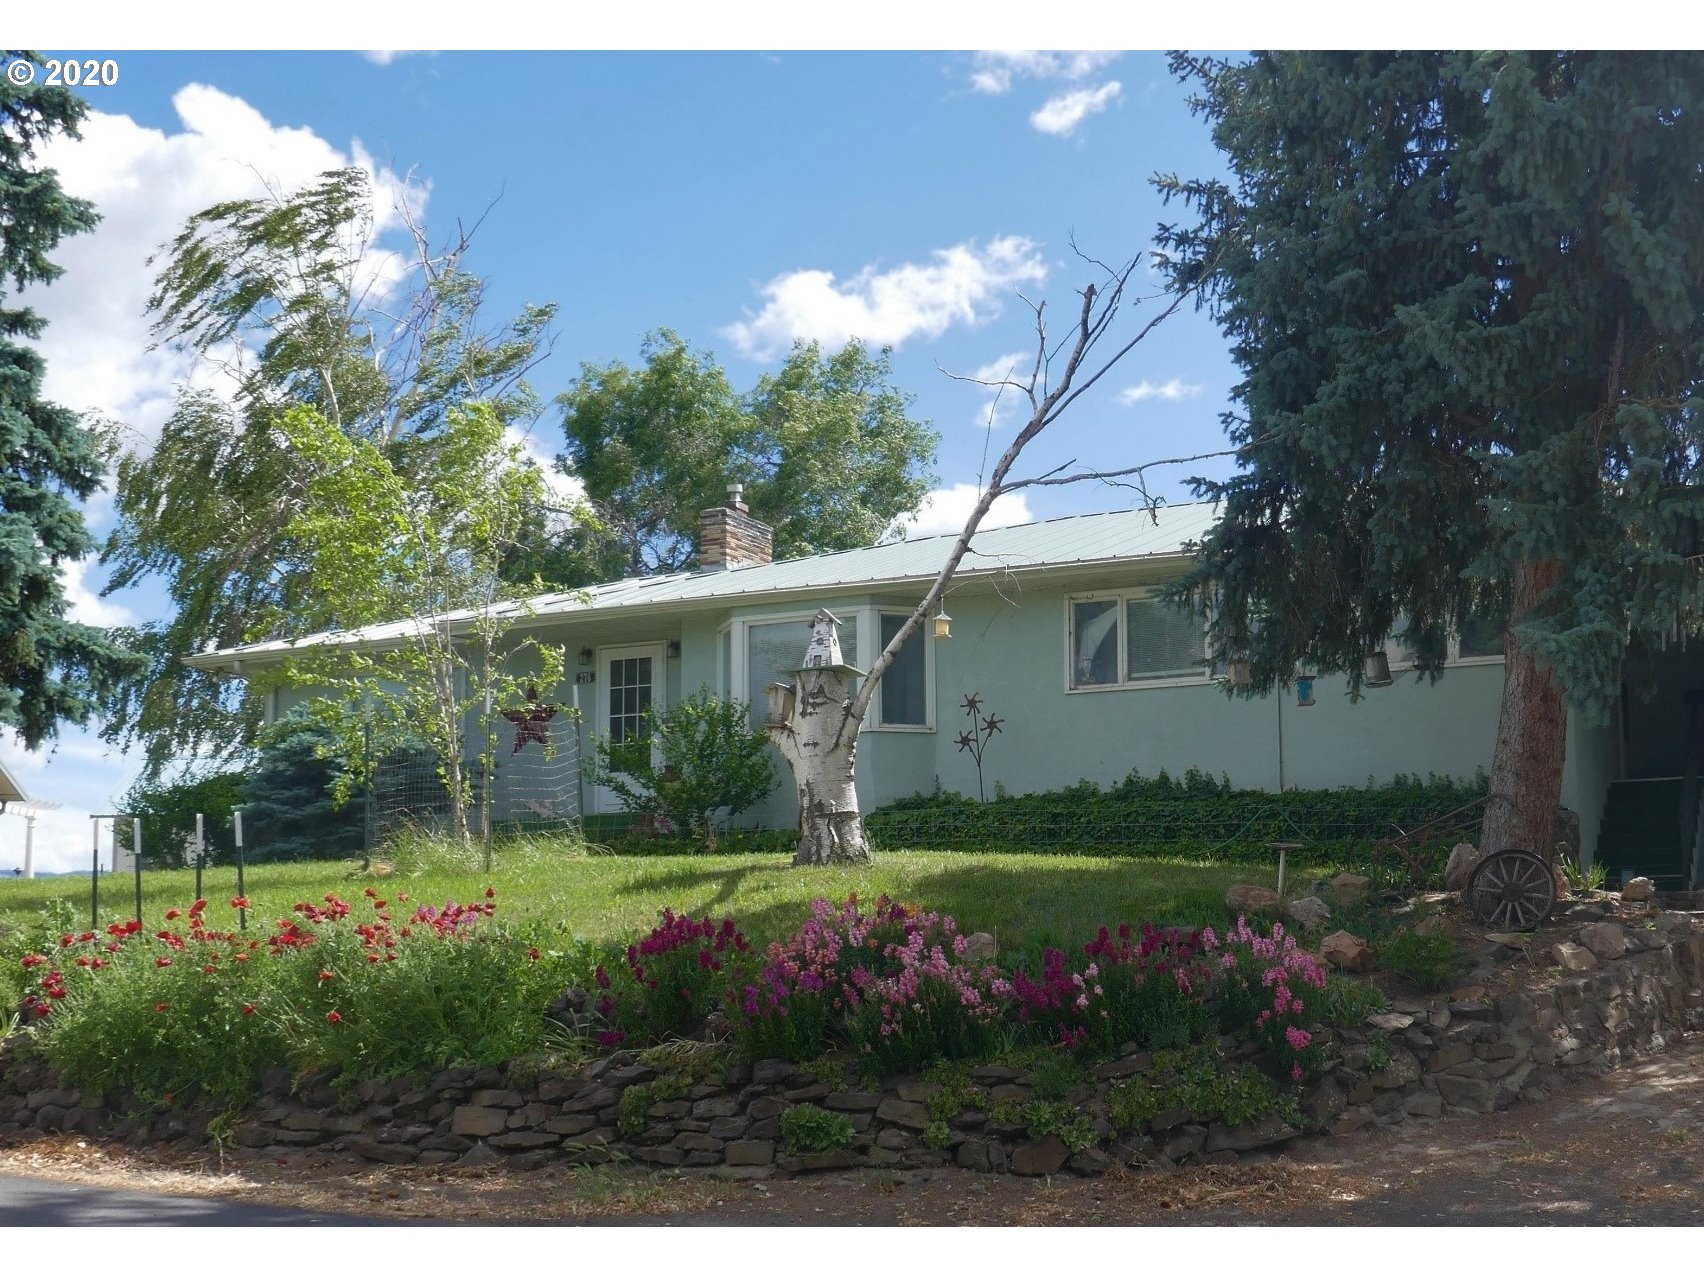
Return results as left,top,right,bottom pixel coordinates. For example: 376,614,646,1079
1157,52,1704,859
0,54,140,746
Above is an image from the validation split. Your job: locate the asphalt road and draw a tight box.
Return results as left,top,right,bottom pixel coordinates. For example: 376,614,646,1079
0,1174,402,1227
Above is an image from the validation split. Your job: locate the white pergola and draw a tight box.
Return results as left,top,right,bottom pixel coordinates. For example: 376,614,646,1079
1,759,58,880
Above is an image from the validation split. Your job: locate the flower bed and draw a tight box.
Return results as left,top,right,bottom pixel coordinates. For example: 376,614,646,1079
7,888,581,1102
4,888,1701,1181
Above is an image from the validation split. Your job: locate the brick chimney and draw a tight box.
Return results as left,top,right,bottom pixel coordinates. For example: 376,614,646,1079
699,483,773,571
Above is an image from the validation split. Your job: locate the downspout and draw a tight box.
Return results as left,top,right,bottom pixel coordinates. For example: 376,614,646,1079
1276,686,1285,792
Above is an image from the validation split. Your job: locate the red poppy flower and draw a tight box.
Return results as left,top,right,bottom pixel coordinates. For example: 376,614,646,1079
233,952,249,962
203,964,217,975
528,948,540,961
230,897,249,909
155,957,172,968
484,887,495,899
318,969,333,982
325,1010,342,1024
241,1003,256,1016
165,909,181,921
155,1002,169,1013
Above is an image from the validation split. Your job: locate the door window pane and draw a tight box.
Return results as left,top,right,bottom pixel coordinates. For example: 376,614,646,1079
1071,599,1119,688
878,613,927,726
607,655,653,743
1126,597,1204,682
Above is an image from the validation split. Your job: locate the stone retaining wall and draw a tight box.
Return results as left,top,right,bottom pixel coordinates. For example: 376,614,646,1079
4,915,1701,1179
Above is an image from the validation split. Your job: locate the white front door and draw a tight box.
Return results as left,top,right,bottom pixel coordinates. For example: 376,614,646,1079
591,643,667,815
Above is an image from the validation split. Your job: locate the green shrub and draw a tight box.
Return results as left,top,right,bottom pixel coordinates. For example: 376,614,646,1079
921,1120,953,1150
1021,1099,1098,1152
866,769,1485,878
1378,928,1466,991
1318,975,1388,1028
1107,1048,1292,1132
585,688,775,849
780,1103,855,1154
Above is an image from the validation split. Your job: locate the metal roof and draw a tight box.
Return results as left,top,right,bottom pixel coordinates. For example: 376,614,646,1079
0,757,29,805
186,501,1218,671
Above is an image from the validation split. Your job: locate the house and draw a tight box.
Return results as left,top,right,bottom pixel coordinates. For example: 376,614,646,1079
186,490,1700,885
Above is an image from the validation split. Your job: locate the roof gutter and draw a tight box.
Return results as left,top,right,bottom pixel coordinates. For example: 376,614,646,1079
184,549,1198,677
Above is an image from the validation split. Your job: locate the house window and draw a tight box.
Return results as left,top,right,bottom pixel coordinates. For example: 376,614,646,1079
1126,596,1208,682
877,612,928,726
1071,599,1120,687
1069,592,1206,690
745,615,859,728
1456,612,1505,660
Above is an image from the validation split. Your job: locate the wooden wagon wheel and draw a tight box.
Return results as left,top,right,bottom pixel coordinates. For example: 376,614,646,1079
1466,848,1556,931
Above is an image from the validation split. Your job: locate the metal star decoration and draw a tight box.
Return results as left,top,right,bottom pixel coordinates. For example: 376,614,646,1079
981,714,1004,736
954,730,976,753
502,686,559,753
960,692,984,715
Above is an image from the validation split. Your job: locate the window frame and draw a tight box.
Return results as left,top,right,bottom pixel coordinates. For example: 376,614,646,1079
1063,588,1211,694
1384,613,1506,671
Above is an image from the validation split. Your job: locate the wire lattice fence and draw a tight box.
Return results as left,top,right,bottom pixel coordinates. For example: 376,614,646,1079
365,711,584,852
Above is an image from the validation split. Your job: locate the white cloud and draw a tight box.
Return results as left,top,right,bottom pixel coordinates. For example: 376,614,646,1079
1120,378,1203,404
968,351,1030,429
1030,81,1123,137
60,558,139,629
504,425,587,536
25,84,428,456
968,51,1121,96
724,236,1047,361
893,483,1035,541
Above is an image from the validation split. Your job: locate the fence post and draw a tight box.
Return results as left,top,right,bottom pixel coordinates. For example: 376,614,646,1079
233,808,247,931
132,816,144,926
89,816,100,931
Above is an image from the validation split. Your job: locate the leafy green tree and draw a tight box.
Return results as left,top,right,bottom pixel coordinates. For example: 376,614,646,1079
586,687,775,848
268,401,568,849
0,53,141,746
117,770,242,868
100,167,562,779
550,330,937,583
239,714,365,863
1154,51,1704,858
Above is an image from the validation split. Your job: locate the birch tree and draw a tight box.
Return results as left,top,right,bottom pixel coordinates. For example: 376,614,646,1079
772,255,1214,865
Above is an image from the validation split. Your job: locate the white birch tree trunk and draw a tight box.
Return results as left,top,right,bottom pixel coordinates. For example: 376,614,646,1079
770,667,870,865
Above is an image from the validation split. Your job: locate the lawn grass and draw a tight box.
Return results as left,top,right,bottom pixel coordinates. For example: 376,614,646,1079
0,841,1320,958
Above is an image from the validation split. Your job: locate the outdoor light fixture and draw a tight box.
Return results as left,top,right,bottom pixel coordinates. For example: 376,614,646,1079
933,607,952,640
667,640,681,658
577,646,594,667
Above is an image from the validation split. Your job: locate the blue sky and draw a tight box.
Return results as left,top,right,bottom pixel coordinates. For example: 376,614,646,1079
6,49,1245,872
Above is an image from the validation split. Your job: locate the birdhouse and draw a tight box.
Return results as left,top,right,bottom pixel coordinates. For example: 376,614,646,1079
765,680,796,727
799,609,863,675
933,608,952,640
1227,657,1253,687
1363,650,1393,688
1296,675,1316,707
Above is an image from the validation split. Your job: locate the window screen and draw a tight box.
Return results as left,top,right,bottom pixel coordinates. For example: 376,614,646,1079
746,617,858,727
1071,599,1119,687
878,613,927,726
1125,596,1204,681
